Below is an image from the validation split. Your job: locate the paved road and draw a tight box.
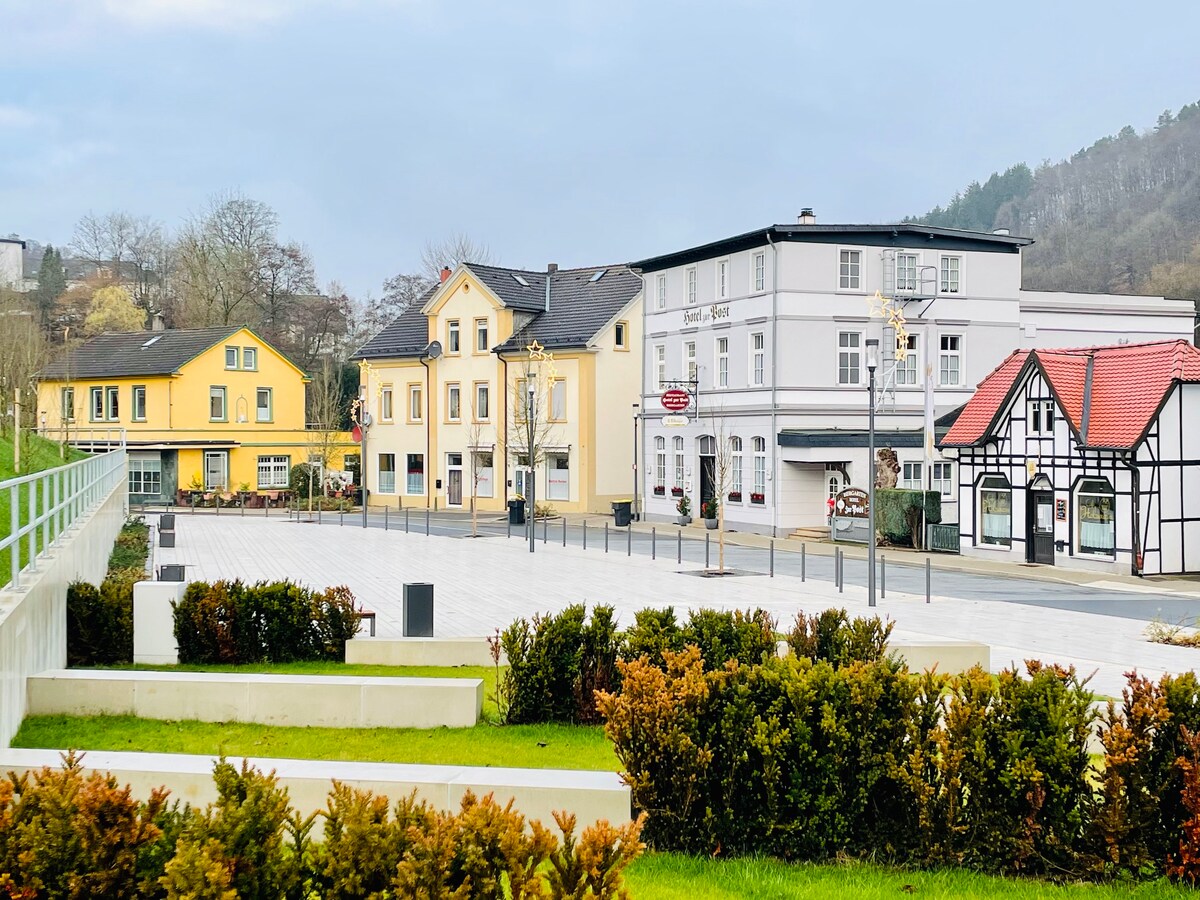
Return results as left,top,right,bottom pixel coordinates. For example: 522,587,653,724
192,504,1200,625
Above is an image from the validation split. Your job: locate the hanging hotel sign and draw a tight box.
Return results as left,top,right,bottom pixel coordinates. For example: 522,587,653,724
682,303,731,326
661,388,691,411
834,487,870,518
661,415,690,427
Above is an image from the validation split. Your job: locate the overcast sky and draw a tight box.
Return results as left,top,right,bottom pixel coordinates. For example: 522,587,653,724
3,0,1199,298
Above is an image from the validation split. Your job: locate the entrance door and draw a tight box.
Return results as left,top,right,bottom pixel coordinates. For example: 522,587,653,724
447,453,463,506
203,451,228,492
698,435,716,505
1026,484,1055,565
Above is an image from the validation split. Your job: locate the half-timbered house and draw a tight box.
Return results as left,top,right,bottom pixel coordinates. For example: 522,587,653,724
940,340,1200,576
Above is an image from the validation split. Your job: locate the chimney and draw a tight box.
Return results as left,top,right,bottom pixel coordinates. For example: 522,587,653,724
798,208,816,225
151,312,165,332
440,265,452,283
546,263,558,273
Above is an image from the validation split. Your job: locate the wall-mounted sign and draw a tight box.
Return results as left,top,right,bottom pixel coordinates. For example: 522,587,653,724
661,388,690,411
834,487,869,518
661,415,690,427
682,304,732,327
1055,498,1067,521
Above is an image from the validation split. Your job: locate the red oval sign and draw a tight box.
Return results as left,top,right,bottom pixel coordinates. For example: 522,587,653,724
351,424,363,443
661,389,690,411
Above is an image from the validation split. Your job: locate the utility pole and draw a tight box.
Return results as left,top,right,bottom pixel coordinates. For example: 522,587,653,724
13,388,21,474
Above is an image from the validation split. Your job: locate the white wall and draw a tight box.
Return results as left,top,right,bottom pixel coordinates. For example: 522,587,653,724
0,242,22,290
0,473,125,746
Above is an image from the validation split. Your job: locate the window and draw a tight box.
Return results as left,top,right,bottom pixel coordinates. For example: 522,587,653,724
128,455,162,496
209,386,226,421
378,453,396,493
902,462,923,490
551,380,566,421
979,474,1012,547
615,321,628,349
751,332,765,386
730,436,743,496
475,318,488,352
897,334,919,386
547,453,569,501
839,249,862,290
61,387,75,422
242,347,257,370
932,461,953,497
257,455,290,488
896,252,918,291
940,256,961,293
1028,399,1055,436
475,382,490,420
473,451,494,498
655,437,666,488
673,436,685,489
90,387,103,421
514,377,529,422
105,386,119,421
380,385,393,421
837,332,862,385
752,436,766,501
753,251,765,291
654,344,666,390
405,453,424,494
225,346,238,369
255,387,272,423
717,259,729,299
409,385,422,422
656,274,667,310
939,335,963,387
132,386,146,422
686,267,697,305
447,383,461,421
447,320,460,354
203,451,228,491
684,341,697,383
716,337,728,388
1077,478,1116,556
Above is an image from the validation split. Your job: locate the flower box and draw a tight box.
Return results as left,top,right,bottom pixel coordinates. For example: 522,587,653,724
671,487,684,497
727,491,742,502
653,485,665,496
750,492,765,505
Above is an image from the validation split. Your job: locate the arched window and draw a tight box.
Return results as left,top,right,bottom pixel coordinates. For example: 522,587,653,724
730,437,743,498
699,435,715,455
673,436,685,489
752,436,767,502
1077,477,1116,556
978,474,1012,547
654,437,666,490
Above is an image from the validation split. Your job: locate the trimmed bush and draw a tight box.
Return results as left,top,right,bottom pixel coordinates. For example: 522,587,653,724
173,580,361,665
786,608,893,666
67,519,150,667
875,488,941,549
620,607,776,671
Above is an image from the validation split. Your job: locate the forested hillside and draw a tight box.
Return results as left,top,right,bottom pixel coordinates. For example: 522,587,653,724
907,103,1200,298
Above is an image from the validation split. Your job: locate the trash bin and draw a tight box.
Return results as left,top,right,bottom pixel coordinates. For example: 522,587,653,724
508,499,526,525
159,564,187,582
160,513,176,530
159,530,176,548
612,500,632,527
403,583,434,637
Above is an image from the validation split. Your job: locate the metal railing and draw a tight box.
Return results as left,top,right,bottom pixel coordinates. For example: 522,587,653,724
1,446,128,591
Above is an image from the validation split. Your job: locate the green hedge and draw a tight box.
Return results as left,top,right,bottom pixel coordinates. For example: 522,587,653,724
173,580,361,665
875,488,941,549
66,519,149,667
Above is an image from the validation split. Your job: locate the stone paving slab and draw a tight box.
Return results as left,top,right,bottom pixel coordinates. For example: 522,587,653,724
155,515,1200,699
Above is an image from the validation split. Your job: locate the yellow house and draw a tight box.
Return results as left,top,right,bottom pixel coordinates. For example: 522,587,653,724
353,263,643,514
37,326,353,503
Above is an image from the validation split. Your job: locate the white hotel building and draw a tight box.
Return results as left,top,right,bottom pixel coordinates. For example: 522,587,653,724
631,215,1194,537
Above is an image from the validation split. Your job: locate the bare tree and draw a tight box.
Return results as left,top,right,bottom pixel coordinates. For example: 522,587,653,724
419,232,494,283
257,241,317,342
0,293,49,444
302,356,346,519
500,344,561,521
705,409,736,573
463,394,494,538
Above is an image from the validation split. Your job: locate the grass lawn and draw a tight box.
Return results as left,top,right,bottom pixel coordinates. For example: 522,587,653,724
0,432,86,586
624,854,1191,899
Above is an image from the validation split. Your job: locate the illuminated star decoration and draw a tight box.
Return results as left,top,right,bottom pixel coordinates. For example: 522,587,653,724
867,290,910,361
526,340,558,380
351,360,372,426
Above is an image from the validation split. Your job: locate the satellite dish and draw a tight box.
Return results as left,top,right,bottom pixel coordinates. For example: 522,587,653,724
425,340,443,360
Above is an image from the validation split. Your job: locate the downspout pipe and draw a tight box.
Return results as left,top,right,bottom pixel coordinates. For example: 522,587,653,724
495,349,510,502
419,355,432,509
766,231,780,537
1121,450,1142,576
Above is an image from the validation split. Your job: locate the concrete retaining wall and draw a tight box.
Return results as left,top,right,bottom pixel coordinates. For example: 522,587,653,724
0,748,632,828
888,638,990,673
346,636,504,668
27,669,483,729
0,479,125,747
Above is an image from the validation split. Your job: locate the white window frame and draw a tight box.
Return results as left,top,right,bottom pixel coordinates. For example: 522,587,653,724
656,273,667,310
61,386,75,423
716,337,728,388
752,251,765,292
475,382,490,420
447,383,461,422
730,436,743,497
128,454,162,496
684,341,697,383
546,452,570,501
901,461,923,490
940,255,962,293
939,334,964,387
409,385,422,422
90,386,103,422
716,258,729,300
896,252,919,292
242,347,257,370
405,453,424,495
105,386,119,421
476,318,489,352
1076,477,1116,558
673,436,685,489
132,385,147,422
654,344,666,391
551,380,566,421
447,320,460,354
256,387,273,423
838,248,862,291
686,266,697,305
751,332,765,386
615,321,627,349
837,331,863,386
208,386,225,421
654,436,666,490
932,461,953,497
256,454,291,489
224,346,238,369
978,473,1012,548
752,436,766,501
380,385,393,422
1027,398,1055,436
896,334,920,386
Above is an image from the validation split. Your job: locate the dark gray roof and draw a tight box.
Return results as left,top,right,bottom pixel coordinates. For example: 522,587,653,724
40,326,242,379
354,264,642,360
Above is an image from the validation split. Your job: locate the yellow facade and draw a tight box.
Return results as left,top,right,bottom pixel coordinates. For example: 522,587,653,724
37,327,354,502
360,268,642,514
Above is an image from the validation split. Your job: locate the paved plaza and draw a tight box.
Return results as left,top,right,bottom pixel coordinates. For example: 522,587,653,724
156,513,1200,698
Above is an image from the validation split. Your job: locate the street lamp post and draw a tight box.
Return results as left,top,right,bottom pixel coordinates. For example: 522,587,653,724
865,337,880,608
632,403,640,521
527,382,536,554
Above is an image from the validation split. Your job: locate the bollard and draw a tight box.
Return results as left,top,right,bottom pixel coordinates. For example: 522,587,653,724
265,498,268,517
677,528,682,564
425,507,430,536
240,496,244,517
881,556,886,598
838,549,844,593
543,515,547,544
562,517,567,547
652,527,656,560
385,506,389,531
705,532,710,568
801,543,806,581
583,520,587,549
318,504,322,524
770,539,774,577
833,548,839,588
506,514,510,539
605,522,609,553
406,508,411,534
216,494,220,516
627,522,632,556
191,493,195,514
926,558,931,604
340,508,344,526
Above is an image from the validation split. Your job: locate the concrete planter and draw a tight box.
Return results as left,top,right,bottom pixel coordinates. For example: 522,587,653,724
704,518,718,530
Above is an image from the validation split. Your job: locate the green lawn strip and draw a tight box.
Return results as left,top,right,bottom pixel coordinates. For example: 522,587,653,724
13,714,618,772
623,854,1190,900
110,662,503,721
0,434,86,585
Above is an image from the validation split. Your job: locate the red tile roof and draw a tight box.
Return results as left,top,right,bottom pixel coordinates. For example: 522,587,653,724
941,340,1200,449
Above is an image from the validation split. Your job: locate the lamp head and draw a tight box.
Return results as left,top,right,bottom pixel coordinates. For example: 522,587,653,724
865,338,880,373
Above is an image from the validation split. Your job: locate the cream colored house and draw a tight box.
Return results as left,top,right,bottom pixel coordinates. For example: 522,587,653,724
353,263,642,514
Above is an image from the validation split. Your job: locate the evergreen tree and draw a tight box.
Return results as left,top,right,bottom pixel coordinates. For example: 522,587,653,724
34,245,67,329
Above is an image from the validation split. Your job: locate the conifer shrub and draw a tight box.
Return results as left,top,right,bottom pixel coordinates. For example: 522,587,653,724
786,608,893,666
66,519,149,666
619,607,777,670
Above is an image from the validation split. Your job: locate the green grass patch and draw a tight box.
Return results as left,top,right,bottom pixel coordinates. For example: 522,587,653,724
623,854,1191,899
13,713,618,772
